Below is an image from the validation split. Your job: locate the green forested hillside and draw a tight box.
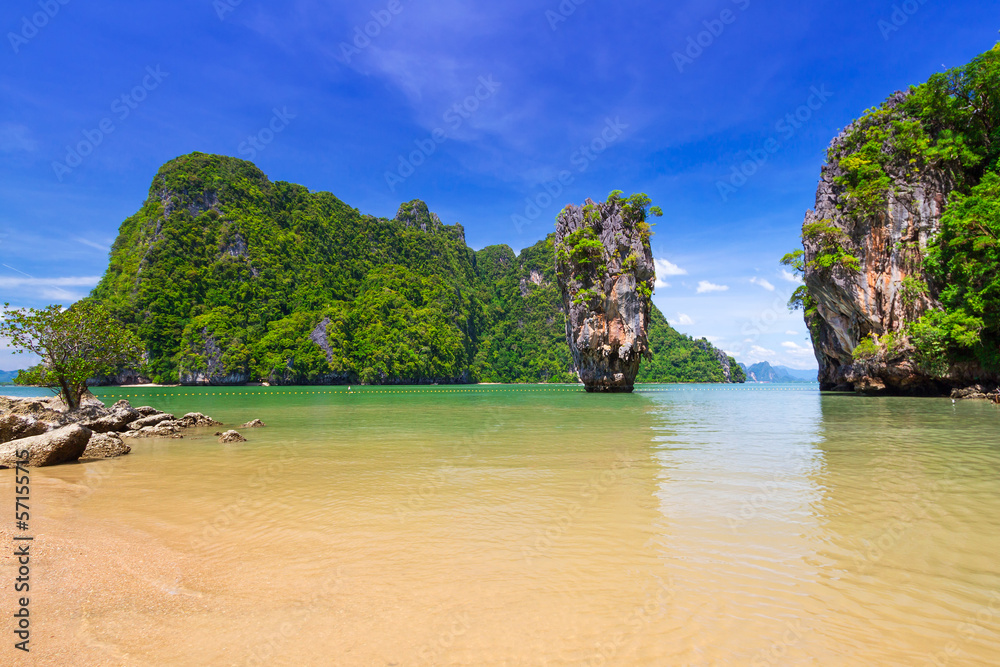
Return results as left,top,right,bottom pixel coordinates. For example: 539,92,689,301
88,152,739,385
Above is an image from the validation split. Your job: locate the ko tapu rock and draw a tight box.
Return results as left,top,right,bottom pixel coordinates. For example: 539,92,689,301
555,192,659,392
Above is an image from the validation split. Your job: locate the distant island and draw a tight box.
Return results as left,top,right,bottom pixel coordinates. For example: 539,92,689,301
738,362,817,383
72,153,744,387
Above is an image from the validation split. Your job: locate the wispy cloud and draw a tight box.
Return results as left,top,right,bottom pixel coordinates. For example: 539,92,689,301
0,123,37,153
781,269,803,283
749,276,775,291
74,237,110,252
0,276,102,287
675,313,694,325
781,341,813,356
696,280,729,293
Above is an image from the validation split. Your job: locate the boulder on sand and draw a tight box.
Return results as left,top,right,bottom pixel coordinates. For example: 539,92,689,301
82,432,132,459
0,424,93,468
0,413,49,445
218,430,246,443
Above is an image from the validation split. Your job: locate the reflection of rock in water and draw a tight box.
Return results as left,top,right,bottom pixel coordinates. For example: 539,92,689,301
555,194,657,393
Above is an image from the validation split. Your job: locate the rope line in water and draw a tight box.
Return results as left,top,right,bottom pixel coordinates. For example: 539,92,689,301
94,385,817,399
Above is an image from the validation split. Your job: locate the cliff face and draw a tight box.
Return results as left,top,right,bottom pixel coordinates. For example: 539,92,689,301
801,53,1000,395
804,93,948,392
555,195,656,392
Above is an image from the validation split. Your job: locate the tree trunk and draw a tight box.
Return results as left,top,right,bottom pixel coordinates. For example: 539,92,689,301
59,378,79,411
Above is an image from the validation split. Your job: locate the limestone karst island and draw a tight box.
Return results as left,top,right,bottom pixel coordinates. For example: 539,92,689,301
1,4,998,664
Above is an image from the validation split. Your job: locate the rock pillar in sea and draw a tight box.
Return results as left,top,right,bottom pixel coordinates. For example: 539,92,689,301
555,192,660,392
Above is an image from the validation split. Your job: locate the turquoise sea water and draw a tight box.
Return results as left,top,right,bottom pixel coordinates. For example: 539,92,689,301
4,383,999,665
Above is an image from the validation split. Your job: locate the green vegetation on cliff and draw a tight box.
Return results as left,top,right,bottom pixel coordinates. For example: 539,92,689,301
638,307,743,383
88,152,739,385
790,45,1000,377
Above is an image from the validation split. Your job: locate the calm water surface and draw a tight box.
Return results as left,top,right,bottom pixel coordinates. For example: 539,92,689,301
3,384,999,665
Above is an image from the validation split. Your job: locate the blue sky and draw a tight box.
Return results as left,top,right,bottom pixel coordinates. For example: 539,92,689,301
0,0,996,371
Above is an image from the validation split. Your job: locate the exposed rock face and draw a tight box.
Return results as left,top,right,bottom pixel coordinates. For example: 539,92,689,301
801,91,996,394
0,424,93,468
82,432,131,459
697,340,739,383
555,197,655,392
179,330,251,385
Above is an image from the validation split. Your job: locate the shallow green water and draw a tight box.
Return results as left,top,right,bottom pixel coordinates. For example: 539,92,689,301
6,383,1000,665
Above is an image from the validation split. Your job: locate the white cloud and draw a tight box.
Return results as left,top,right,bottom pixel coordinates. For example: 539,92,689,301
749,276,775,291
781,269,803,284
675,313,694,325
0,276,99,303
785,330,799,335
654,258,687,276
696,280,729,294
654,258,686,289
749,345,776,359
781,341,813,356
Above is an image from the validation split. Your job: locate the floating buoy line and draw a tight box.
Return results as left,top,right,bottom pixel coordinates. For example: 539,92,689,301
94,385,818,399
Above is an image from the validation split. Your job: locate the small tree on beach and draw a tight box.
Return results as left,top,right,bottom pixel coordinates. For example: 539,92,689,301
1,301,143,411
